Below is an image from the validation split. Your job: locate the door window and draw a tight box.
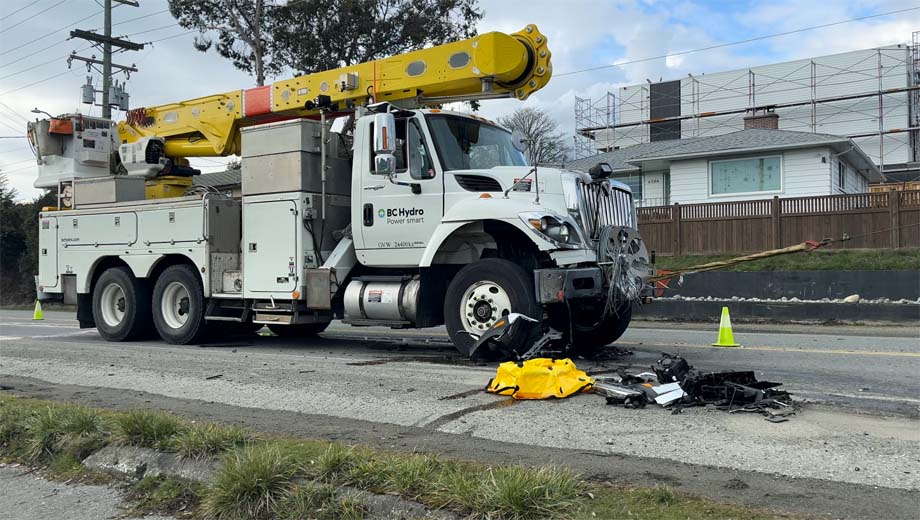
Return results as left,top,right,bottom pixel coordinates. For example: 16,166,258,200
369,119,435,180
405,122,434,180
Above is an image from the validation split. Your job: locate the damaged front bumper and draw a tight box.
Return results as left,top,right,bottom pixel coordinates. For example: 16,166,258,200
533,267,605,304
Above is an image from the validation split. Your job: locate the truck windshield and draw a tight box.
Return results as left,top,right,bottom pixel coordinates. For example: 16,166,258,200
427,115,528,171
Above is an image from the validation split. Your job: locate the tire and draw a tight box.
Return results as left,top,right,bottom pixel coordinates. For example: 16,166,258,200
268,322,330,337
92,267,153,342
152,264,208,345
550,301,633,351
444,258,541,355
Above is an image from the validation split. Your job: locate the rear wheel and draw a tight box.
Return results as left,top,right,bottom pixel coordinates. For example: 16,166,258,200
152,264,208,344
268,322,330,337
444,258,541,355
92,267,152,341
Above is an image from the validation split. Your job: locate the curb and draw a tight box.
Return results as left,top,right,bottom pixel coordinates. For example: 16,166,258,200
635,300,920,324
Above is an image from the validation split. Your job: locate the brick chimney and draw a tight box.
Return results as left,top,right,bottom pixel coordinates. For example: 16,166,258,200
744,109,779,130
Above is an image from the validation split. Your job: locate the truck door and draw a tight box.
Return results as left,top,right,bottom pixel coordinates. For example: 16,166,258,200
357,117,442,267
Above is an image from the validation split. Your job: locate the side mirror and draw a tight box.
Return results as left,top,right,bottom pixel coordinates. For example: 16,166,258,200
511,129,526,153
375,154,396,176
374,113,396,154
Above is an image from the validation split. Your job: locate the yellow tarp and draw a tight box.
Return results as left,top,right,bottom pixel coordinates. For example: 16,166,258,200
486,358,594,400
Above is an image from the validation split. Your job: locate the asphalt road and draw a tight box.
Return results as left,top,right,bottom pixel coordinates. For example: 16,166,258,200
2,309,919,518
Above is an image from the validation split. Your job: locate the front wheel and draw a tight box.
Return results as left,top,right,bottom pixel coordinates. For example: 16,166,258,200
152,264,208,345
444,258,541,356
549,301,632,352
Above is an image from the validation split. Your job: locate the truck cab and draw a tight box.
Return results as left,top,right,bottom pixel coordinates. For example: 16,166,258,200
344,107,652,353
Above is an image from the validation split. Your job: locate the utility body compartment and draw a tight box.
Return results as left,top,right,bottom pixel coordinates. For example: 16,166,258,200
37,196,241,297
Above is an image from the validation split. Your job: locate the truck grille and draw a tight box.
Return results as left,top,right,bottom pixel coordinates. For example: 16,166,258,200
579,181,635,240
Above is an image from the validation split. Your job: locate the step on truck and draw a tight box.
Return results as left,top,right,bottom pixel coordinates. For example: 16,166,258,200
31,24,654,355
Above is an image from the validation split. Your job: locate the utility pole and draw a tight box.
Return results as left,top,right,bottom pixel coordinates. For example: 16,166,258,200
102,0,112,118
68,0,143,119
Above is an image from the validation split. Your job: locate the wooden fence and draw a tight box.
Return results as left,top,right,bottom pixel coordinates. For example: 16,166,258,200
637,190,920,256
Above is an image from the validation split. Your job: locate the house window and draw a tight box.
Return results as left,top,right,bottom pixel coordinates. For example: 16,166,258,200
837,161,846,192
612,173,642,200
709,156,781,196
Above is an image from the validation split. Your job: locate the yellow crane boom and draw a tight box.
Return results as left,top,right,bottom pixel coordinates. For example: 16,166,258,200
118,25,551,159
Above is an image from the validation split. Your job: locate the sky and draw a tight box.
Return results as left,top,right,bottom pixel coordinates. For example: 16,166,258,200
1,0,918,200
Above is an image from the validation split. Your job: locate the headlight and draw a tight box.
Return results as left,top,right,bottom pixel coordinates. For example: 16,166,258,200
520,212,582,248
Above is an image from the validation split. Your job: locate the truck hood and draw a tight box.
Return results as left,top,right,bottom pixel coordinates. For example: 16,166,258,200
445,165,582,195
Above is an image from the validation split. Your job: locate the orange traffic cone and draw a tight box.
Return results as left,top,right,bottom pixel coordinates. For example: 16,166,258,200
712,306,740,347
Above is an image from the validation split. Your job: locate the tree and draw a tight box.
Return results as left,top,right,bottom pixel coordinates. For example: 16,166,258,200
498,107,570,165
272,0,482,75
0,173,55,304
169,0,482,85
169,0,275,86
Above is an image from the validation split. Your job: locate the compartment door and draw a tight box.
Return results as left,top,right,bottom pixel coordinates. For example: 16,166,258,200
242,199,299,295
38,216,59,289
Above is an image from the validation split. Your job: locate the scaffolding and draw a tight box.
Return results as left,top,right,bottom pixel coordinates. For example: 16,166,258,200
575,41,920,179
573,92,615,159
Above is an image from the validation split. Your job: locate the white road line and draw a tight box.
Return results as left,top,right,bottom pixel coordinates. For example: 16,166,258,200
796,390,920,405
28,330,97,339
0,336,24,341
2,322,76,328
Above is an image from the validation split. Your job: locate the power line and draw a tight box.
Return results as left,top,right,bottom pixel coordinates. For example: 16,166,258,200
0,9,170,67
0,11,100,57
0,0,69,35
0,136,28,139
0,69,70,97
0,0,46,23
555,6,920,77
0,117,23,134
0,102,29,123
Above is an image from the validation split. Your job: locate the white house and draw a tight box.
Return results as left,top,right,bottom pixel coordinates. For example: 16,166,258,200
567,126,882,207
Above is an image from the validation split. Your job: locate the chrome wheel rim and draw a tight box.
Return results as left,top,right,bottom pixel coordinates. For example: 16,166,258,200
459,280,512,335
100,283,126,327
161,281,191,330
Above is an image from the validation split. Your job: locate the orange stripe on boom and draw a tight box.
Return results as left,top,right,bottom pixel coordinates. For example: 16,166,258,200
244,86,272,117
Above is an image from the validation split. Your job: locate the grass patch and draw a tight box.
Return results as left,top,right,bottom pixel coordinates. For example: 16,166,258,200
485,465,583,519
25,404,108,461
115,410,184,449
200,444,303,520
655,248,920,272
274,483,365,520
171,423,250,460
127,475,202,517
0,395,790,520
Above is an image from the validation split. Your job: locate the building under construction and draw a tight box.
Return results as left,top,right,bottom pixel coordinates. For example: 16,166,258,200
574,33,920,184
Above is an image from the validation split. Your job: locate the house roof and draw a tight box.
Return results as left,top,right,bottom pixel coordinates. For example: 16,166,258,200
629,129,850,160
564,139,694,173
568,129,882,182
192,169,241,188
